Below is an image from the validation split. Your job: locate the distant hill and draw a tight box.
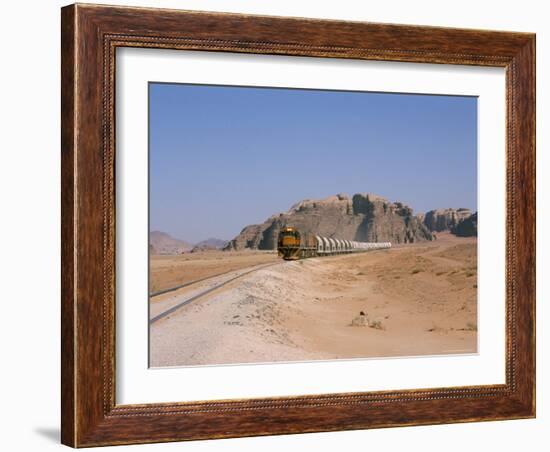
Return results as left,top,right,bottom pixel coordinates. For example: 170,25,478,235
225,193,433,251
149,231,193,255
191,238,228,253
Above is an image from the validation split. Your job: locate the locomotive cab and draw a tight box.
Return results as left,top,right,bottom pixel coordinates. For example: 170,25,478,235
278,227,301,260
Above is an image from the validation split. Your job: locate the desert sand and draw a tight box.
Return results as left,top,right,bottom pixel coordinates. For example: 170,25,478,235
150,250,279,294
149,232,477,367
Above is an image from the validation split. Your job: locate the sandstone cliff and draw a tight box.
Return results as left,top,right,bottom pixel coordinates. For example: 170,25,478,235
225,193,433,251
451,212,478,237
423,208,472,232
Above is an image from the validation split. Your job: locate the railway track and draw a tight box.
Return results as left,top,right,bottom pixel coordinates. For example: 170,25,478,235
150,267,247,298
149,262,281,325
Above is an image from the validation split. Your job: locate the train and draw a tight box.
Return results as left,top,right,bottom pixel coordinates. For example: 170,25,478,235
277,226,391,260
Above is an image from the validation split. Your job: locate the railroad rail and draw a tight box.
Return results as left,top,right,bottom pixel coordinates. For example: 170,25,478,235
150,267,246,298
149,262,280,325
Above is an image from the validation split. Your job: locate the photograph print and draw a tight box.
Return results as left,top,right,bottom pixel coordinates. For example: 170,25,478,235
148,83,478,368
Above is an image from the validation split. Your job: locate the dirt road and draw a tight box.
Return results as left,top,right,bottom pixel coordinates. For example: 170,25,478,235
149,233,477,367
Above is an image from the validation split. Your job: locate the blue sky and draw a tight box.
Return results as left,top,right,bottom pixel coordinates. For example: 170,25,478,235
149,83,477,244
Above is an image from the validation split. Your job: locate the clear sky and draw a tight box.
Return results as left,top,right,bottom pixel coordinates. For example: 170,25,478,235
149,83,477,244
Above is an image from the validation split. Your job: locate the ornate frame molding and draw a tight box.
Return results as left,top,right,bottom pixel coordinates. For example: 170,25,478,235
62,4,535,447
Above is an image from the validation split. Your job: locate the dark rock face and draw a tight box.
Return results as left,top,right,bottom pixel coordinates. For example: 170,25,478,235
225,193,433,251
451,212,478,237
423,208,472,232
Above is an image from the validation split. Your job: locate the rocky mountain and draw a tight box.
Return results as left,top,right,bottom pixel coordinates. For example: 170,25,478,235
149,231,193,255
423,208,472,232
225,193,433,251
191,238,228,253
451,212,478,237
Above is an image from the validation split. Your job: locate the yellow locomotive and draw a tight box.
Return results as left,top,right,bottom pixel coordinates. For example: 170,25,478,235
277,227,317,260
277,226,391,261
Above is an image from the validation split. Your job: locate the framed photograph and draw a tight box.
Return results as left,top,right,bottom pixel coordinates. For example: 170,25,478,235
61,3,535,447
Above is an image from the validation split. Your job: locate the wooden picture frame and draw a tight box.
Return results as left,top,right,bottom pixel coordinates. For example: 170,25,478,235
61,3,535,447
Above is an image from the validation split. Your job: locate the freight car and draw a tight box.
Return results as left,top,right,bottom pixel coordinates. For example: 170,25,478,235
277,226,391,260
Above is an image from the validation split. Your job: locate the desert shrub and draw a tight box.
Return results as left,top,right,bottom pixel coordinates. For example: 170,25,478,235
369,320,384,330
351,313,368,327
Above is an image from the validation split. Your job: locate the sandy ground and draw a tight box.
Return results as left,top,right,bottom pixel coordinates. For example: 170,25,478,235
150,250,279,293
149,233,477,367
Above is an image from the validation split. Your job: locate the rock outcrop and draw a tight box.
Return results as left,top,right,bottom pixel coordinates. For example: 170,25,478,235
423,208,472,232
225,193,433,251
191,238,228,253
451,212,478,237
